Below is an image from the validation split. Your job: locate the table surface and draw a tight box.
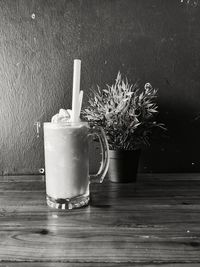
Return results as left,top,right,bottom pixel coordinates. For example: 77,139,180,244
0,173,200,266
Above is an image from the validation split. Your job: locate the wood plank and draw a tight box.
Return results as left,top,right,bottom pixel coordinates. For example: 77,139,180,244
0,203,200,227
1,175,200,193
1,173,200,183
0,227,200,263
1,264,200,267
0,264,200,267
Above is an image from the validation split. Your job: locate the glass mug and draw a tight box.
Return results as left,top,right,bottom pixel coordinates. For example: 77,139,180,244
43,121,109,210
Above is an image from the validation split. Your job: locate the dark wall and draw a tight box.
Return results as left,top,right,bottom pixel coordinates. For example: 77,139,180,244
0,0,200,174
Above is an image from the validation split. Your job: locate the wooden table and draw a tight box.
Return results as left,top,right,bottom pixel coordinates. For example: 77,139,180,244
0,174,200,266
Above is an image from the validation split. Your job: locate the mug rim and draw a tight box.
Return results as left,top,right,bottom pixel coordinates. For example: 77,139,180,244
43,121,89,128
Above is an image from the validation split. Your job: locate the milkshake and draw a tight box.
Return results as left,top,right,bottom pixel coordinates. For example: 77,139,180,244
44,121,90,209
43,60,109,210
43,107,109,210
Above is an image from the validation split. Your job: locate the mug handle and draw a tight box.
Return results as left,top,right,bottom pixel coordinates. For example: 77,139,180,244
88,126,110,183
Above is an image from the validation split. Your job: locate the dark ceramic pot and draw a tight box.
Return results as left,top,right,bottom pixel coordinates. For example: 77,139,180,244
108,149,141,183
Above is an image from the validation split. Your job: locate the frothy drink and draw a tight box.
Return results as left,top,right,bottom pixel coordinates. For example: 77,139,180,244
43,60,109,210
44,122,90,208
43,110,109,210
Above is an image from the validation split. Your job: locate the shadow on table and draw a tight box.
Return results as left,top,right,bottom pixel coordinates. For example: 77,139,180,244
90,181,137,208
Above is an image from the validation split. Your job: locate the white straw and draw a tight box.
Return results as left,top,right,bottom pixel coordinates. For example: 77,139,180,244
72,59,81,122
78,90,83,118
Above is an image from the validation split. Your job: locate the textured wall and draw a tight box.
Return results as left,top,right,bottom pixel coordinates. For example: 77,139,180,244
0,0,200,174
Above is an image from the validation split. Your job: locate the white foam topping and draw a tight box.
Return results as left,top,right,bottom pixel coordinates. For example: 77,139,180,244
51,109,73,123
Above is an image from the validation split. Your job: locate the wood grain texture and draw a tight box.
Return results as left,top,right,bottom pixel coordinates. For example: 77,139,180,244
0,173,200,265
0,264,200,267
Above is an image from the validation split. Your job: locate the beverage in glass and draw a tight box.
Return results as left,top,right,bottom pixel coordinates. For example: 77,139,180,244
43,121,109,209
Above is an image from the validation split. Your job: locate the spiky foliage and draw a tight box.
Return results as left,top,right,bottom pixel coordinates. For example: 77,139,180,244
82,72,165,150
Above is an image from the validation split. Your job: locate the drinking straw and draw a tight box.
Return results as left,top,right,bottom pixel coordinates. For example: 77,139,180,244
78,90,83,119
72,59,81,122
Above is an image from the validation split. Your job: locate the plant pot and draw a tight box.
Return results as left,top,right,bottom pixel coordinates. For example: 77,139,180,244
107,149,141,183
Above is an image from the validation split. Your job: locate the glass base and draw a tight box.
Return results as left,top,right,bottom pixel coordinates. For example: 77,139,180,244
46,194,90,210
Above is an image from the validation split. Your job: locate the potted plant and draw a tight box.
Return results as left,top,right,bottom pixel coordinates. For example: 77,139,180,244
82,72,165,182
